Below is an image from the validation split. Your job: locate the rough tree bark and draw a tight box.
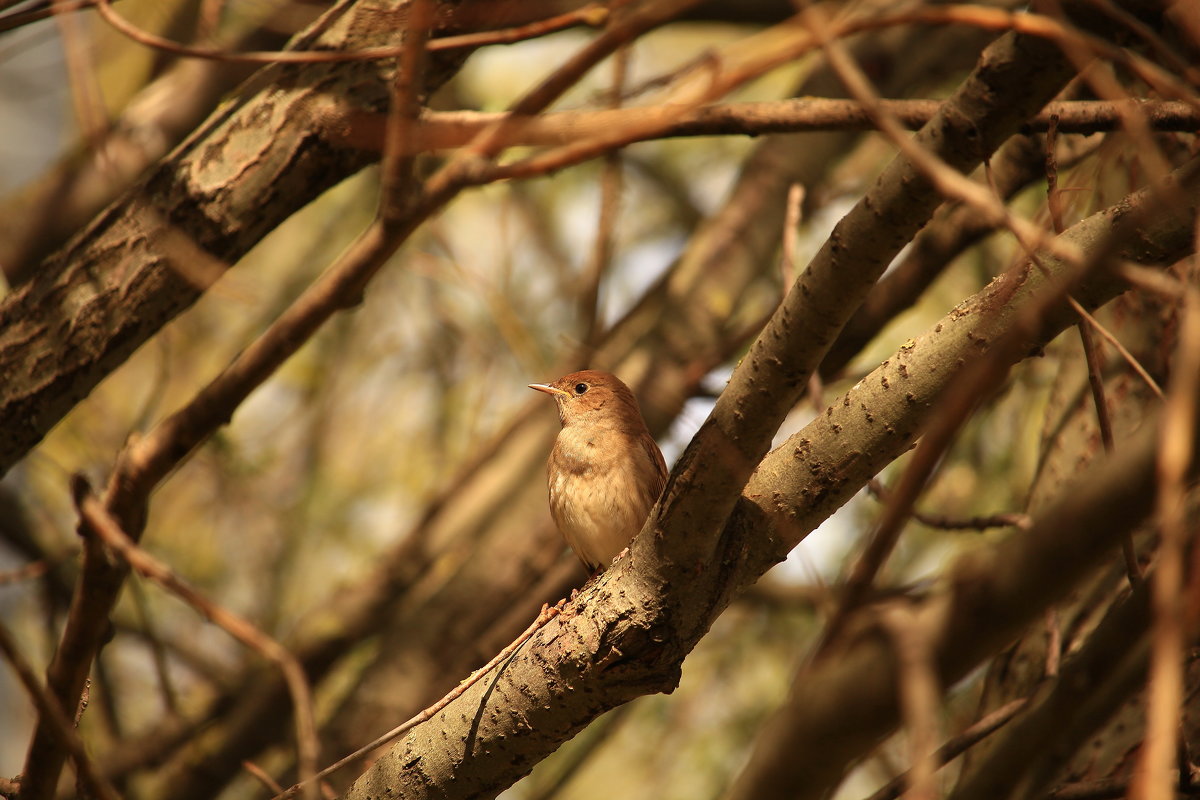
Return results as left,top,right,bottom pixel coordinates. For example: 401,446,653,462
0,0,589,477
0,2,1189,799
344,152,1200,800
314,8,1004,767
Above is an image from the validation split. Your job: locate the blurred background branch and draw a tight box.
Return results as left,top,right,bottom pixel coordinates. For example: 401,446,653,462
1,0,1198,798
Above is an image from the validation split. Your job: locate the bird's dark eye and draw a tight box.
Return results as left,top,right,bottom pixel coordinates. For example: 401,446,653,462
574,383,588,395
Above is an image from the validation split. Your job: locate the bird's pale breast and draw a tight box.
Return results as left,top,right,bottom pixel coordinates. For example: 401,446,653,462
548,427,662,571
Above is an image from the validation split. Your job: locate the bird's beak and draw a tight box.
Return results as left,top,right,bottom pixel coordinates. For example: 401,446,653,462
529,383,571,398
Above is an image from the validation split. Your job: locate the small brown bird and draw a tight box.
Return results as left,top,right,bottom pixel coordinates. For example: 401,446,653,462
529,370,668,573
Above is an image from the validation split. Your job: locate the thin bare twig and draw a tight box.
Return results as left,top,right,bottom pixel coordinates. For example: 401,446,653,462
880,604,941,800
83,0,607,63
1045,115,1067,236
52,0,111,180
0,621,120,800
72,478,323,800
1044,608,1062,678
0,558,54,585
866,479,1031,532
243,760,287,796
781,183,806,289
578,32,632,357
864,698,1030,800
1074,304,1146,588
1070,299,1166,400
1076,318,1115,453
1046,114,1141,585
427,4,609,51
127,578,180,715
1116,263,1189,298
1134,286,1200,800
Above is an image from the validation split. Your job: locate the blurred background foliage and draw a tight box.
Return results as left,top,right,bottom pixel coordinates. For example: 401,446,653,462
0,0,1189,798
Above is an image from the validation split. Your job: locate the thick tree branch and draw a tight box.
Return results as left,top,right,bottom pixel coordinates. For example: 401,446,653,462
0,0,579,477
12,3,478,795
727,449,1168,800
0,20,291,282
340,103,1200,800
655,15,1081,613
17,5,706,798
732,155,1200,580
819,129,1053,378
170,19,1000,786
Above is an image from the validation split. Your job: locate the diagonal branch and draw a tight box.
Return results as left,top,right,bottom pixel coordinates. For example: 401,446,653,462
0,621,119,800
339,62,1200,800
0,0,574,477
71,479,323,800
649,10,1082,607
15,4,708,798
130,18,1005,790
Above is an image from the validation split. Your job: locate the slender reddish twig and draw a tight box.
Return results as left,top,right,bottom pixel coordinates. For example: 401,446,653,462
1070,299,1165,400
243,760,287,796
84,0,606,63
332,100,1200,157
0,558,55,585
426,4,609,51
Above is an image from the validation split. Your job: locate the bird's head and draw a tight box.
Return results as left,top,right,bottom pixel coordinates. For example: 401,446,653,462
528,370,644,430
